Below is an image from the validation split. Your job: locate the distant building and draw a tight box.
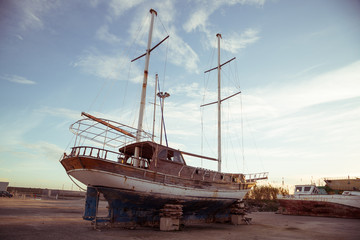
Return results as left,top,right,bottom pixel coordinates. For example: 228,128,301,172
0,182,9,191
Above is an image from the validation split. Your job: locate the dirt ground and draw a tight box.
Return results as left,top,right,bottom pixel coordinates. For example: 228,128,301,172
0,198,359,240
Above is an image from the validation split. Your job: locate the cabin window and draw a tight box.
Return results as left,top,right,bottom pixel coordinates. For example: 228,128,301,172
173,151,184,164
158,149,184,164
295,187,302,192
158,149,168,159
304,187,311,192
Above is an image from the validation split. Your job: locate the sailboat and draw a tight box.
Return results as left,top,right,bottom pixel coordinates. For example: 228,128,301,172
60,9,268,227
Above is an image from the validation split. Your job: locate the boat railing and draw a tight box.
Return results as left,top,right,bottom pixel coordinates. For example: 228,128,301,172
67,146,121,162
324,176,358,181
245,172,269,182
65,146,149,168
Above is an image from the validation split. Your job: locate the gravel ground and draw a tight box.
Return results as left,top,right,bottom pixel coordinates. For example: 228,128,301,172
0,198,359,240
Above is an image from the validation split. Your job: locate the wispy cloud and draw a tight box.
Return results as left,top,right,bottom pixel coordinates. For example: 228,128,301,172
95,24,122,44
183,0,263,53
23,141,65,162
219,28,261,54
107,0,145,20
72,50,142,83
167,31,201,73
105,0,200,73
159,61,360,174
290,63,326,79
14,0,61,31
183,0,265,33
1,74,36,85
243,60,360,119
36,107,81,121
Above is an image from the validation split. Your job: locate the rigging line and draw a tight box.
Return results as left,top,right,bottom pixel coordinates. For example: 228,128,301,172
240,94,245,171
202,38,216,103
62,133,76,157
87,80,107,113
122,60,132,109
233,58,242,89
157,14,170,36
200,103,204,167
67,174,86,191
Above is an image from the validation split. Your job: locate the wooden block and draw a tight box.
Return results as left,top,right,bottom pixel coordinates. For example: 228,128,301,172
230,214,243,225
160,217,180,231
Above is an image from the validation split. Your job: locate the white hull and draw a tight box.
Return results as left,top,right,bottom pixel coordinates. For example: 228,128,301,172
69,169,249,200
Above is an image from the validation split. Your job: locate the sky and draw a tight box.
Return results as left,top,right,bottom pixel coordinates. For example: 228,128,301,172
0,0,359,191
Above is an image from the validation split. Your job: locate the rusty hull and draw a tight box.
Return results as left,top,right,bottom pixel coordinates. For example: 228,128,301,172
278,199,360,219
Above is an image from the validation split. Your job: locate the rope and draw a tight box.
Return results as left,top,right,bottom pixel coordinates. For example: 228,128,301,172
157,14,170,36
240,93,245,171
67,173,86,191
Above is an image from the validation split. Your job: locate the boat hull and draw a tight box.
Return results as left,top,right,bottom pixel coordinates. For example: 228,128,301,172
68,168,248,200
86,186,239,225
278,195,360,219
62,156,250,225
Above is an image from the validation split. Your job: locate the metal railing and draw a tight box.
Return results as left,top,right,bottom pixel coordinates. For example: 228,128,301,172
245,172,269,182
66,146,149,168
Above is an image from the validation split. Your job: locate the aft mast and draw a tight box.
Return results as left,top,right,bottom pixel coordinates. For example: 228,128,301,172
202,34,238,173
216,34,222,172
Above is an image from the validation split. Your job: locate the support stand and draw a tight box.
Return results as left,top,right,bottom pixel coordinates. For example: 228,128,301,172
230,200,252,225
159,204,183,231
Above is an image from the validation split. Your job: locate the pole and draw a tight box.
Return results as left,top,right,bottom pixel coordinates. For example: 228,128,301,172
160,97,164,145
134,9,157,167
157,92,170,145
216,33,222,173
152,74,158,142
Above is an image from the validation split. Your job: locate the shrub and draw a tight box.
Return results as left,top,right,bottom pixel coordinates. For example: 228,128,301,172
245,184,289,200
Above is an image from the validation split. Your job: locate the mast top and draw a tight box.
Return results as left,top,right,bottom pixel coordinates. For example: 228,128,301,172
150,9,157,16
216,33,222,38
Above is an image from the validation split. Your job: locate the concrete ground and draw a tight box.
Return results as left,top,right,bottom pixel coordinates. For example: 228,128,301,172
0,198,359,240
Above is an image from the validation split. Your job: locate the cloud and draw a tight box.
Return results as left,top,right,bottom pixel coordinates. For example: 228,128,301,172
221,29,260,53
72,50,142,83
243,61,360,119
108,0,144,19
183,0,265,33
95,24,122,44
124,1,200,73
176,61,360,176
183,6,212,33
167,32,201,73
235,61,360,171
13,0,61,31
182,1,263,54
36,107,81,121
1,74,36,85
23,141,65,162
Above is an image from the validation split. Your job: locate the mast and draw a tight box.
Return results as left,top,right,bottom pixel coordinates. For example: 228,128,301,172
134,9,157,167
202,34,238,173
216,33,222,172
